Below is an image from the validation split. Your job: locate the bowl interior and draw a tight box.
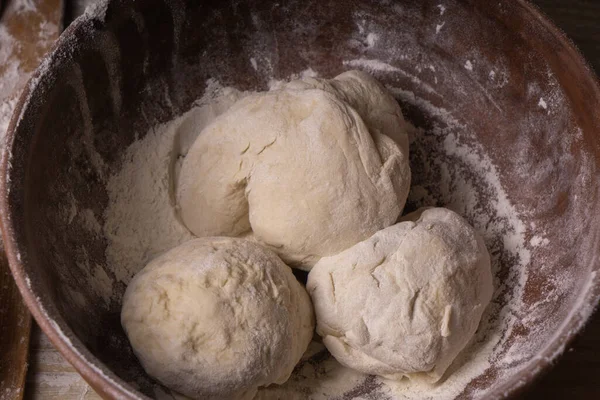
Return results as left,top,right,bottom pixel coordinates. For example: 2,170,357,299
4,0,600,398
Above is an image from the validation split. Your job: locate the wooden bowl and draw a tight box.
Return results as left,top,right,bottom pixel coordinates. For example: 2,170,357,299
2,0,600,398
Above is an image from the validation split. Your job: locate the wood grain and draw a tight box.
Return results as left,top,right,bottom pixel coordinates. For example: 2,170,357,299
0,0,62,399
24,326,102,400
0,252,30,400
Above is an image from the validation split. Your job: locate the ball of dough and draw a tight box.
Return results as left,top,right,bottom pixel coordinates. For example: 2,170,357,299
121,238,315,400
177,71,410,270
306,207,493,382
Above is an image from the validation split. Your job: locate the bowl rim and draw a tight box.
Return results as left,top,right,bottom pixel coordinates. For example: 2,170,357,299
0,2,145,398
1,0,599,399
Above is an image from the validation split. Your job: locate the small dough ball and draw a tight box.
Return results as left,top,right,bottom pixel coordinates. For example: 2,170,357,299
121,238,315,400
177,71,410,270
306,207,493,382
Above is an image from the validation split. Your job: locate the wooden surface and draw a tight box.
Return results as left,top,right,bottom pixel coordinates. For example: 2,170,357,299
10,0,600,399
0,0,62,399
25,325,102,400
0,253,30,400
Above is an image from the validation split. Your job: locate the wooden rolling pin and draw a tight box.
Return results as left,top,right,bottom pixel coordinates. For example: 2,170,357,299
0,1,63,399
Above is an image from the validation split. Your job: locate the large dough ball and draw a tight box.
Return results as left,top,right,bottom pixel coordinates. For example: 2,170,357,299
177,71,410,270
121,238,314,399
306,207,493,382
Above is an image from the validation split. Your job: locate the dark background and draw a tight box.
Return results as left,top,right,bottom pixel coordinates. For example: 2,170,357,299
534,1,600,74
516,1,600,398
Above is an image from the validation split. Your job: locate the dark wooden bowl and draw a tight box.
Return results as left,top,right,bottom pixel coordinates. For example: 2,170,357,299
2,0,600,398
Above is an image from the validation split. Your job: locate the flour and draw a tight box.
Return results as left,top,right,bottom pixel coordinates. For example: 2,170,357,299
6,0,591,397
0,2,59,103
267,67,318,90
436,22,445,35
103,116,193,284
72,0,102,20
344,58,401,73
0,0,61,174
366,32,379,48
79,209,102,236
0,96,18,155
343,59,440,96
103,81,245,285
99,54,586,398
0,7,63,398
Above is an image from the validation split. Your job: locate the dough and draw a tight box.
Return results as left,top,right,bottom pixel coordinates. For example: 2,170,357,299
177,71,410,270
306,207,493,382
281,70,410,155
121,238,315,400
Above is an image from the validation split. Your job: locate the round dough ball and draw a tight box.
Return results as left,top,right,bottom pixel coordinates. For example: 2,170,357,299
177,71,410,270
306,207,493,382
121,237,315,400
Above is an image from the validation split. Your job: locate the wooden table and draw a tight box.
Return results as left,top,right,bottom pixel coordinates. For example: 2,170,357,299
25,326,101,400
18,0,600,399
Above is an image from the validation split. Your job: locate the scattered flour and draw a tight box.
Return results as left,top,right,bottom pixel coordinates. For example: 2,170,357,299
366,32,379,47
79,209,102,237
103,119,194,284
9,1,597,399
530,236,549,247
103,82,246,285
0,5,63,398
343,59,440,96
100,66,563,399
96,51,594,397
344,58,401,73
436,22,446,34
72,0,102,21
0,97,18,151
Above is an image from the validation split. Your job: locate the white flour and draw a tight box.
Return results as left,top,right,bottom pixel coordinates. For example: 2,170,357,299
100,68,550,399
0,0,61,200
2,1,595,399
0,4,61,398
103,82,245,285
0,96,18,156
103,116,194,284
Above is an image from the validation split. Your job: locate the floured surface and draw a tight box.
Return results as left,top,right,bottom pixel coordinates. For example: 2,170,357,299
101,65,588,399
0,1,62,400
25,325,102,400
0,0,62,165
10,1,600,399
103,83,246,286
101,6,594,396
